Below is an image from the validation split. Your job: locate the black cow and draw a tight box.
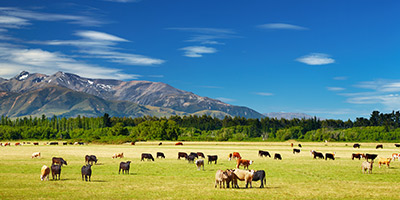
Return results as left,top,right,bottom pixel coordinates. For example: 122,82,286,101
158,142,162,146
63,142,67,145
353,143,361,148
207,155,218,164
81,164,92,181
178,152,188,160
85,155,98,165
293,148,301,154
49,142,58,145
33,142,39,145
274,153,282,160
252,170,266,188
52,157,68,166
51,164,62,180
365,153,378,161
197,152,205,158
298,144,302,148
376,144,383,149
119,161,131,174
78,142,84,145
395,144,400,148
141,153,154,161
311,150,324,159
156,152,165,159
189,152,199,159
259,150,271,157
187,154,196,163
325,153,335,160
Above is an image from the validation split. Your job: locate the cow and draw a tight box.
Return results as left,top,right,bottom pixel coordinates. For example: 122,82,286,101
15,142,21,146
207,155,218,164
378,158,391,168
223,170,236,188
32,152,41,158
376,144,383,149
325,153,335,160
63,142,67,145
252,170,266,188
197,152,205,158
157,152,165,159
353,143,361,148
112,153,124,159
259,150,271,157
293,148,301,154
175,142,183,145
298,144,302,148
195,159,204,170
365,153,378,161
291,143,293,147
189,152,199,159
33,142,39,145
49,142,58,145
236,158,254,169
232,169,255,188
178,152,188,160
131,142,135,145
158,142,162,146
40,165,50,181
85,155,98,165
352,153,365,160
274,153,282,160
81,164,92,181
52,157,67,166
141,153,154,161
392,153,399,161
51,164,62,180
187,154,196,163
362,161,373,174
119,161,131,174
310,150,324,159
215,170,227,188
228,152,241,161
4,142,10,146
74,142,79,145
395,144,400,148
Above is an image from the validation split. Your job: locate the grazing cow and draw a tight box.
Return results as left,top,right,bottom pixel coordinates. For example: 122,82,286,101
293,148,301,154
228,152,241,161
178,152,188,160
15,142,21,146
362,161,373,174
112,153,124,159
85,155,98,165
51,164,62,180
158,142,162,146
33,142,39,145
4,142,10,146
74,142,79,145
52,157,68,166
131,142,135,145
274,153,282,160
32,152,41,158
187,154,196,163
156,152,165,159
195,159,204,170
252,170,266,188
325,153,335,160
352,153,365,160
365,153,378,161
141,153,154,161
232,169,255,188
291,143,293,147
175,142,183,145
215,170,227,188
189,152,199,159
40,165,50,181
376,144,383,149
63,142,67,145
378,158,391,168
69,142,73,145
81,164,92,181
197,152,205,158
119,161,131,174
353,143,361,148
395,144,400,148
49,142,58,145
259,150,271,157
310,150,324,159
298,144,302,148
236,158,254,169
392,153,399,161
207,155,218,164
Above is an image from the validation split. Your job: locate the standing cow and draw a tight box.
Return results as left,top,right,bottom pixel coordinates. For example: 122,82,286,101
119,161,131,174
195,160,204,170
252,170,267,188
51,164,62,180
232,169,255,188
81,164,92,181
40,165,50,181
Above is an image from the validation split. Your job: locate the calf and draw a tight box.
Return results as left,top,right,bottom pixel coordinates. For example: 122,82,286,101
178,152,188,160
85,155,98,165
156,152,165,159
325,153,335,160
376,144,383,149
32,152,41,158
362,161,373,174
141,153,154,161
195,159,204,170
119,161,131,174
259,150,271,157
293,148,301,154
352,153,365,160
232,169,255,188
228,152,241,161
378,158,391,168
40,165,50,181
51,164,62,180
81,164,92,181
392,153,399,161
252,170,266,188
197,152,205,158
274,153,282,160
52,157,68,166
365,153,378,161
353,143,361,148
236,158,254,169
207,155,218,164
15,142,21,146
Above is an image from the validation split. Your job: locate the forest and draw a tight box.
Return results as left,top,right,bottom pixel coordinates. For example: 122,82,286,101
1,111,400,143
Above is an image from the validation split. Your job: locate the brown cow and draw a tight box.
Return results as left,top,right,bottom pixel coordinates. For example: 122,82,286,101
40,165,50,181
236,158,254,169
232,169,255,188
378,158,391,168
32,152,41,158
352,153,365,160
112,153,124,159
228,152,241,161
178,152,188,160
175,142,183,145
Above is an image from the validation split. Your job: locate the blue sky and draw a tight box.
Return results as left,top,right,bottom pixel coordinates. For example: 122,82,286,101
0,0,399,120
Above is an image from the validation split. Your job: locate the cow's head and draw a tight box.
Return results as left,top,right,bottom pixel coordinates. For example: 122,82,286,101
249,160,254,165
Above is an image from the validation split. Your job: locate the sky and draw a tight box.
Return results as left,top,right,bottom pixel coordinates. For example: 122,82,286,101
0,0,399,120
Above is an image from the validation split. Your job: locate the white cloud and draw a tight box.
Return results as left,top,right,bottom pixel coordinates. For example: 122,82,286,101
168,27,236,45
327,87,345,91
296,53,335,65
257,23,307,30
333,76,348,80
75,31,128,42
180,46,216,57
216,97,236,102
255,92,274,96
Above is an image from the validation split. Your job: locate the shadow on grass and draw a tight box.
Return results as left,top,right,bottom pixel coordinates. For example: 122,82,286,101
91,180,107,182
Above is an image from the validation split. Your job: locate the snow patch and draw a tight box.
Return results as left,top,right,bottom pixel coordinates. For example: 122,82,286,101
88,80,93,85
19,74,28,80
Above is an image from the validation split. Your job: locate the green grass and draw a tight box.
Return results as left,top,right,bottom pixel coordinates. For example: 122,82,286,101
1,141,400,199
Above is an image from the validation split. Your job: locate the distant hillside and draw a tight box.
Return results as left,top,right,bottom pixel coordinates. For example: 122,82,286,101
263,112,315,120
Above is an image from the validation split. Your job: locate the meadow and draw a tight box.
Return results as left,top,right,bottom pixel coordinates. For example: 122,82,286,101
1,141,400,200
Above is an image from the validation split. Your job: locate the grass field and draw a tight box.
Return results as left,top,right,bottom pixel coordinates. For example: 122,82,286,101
1,141,400,200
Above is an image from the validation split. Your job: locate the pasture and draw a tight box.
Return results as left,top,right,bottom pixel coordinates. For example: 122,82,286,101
1,141,400,199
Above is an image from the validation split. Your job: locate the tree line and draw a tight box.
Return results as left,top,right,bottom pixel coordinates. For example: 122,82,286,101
1,111,400,143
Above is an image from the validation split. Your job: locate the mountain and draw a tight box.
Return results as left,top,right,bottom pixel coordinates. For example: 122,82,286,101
263,112,315,120
0,71,264,118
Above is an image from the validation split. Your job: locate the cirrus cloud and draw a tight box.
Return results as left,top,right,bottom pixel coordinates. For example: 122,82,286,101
296,53,335,65
180,46,217,57
257,23,308,30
